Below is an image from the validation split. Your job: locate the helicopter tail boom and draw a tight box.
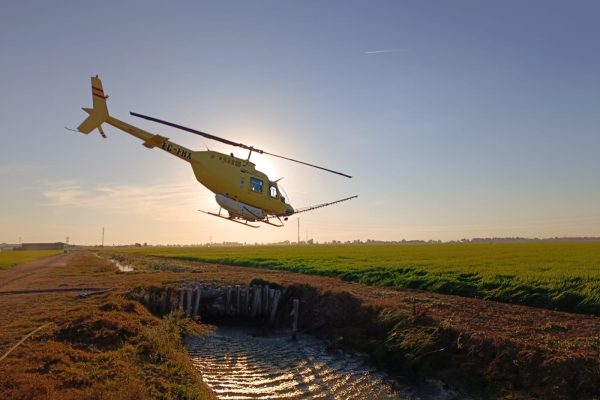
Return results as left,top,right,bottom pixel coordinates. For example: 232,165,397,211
77,76,108,137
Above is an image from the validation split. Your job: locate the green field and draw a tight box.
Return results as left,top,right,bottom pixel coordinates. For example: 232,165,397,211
119,242,600,315
0,250,63,270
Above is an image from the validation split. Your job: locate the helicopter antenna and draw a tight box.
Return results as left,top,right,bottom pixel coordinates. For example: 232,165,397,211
293,195,358,214
130,111,352,178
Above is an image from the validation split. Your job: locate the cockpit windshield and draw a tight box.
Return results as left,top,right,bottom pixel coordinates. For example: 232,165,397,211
278,183,291,205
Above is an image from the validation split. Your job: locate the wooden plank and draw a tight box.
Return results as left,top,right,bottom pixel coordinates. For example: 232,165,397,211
268,288,275,314
179,289,184,312
292,298,300,340
263,285,269,316
226,286,232,315
269,290,281,323
186,288,193,315
160,290,168,315
242,287,249,316
166,289,172,313
251,286,260,317
193,286,202,316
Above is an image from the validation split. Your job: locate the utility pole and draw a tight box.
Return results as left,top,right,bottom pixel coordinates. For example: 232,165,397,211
101,227,105,247
297,218,300,245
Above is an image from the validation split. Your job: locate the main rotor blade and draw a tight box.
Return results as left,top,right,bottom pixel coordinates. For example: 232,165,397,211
293,195,358,214
130,112,352,178
261,152,352,178
130,111,257,151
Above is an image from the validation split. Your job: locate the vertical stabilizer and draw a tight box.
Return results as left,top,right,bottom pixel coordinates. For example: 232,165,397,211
77,75,109,135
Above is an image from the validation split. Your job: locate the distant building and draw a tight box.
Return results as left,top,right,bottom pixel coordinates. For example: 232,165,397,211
0,243,18,251
16,242,66,251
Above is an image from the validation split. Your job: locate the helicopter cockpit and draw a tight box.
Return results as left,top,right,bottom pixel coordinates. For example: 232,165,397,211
270,182,291,204
270,181,294,217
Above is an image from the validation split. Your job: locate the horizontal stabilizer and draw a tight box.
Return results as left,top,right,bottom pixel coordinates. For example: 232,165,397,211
142,134,169,149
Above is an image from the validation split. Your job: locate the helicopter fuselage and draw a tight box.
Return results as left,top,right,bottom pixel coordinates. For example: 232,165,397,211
105,115,294,219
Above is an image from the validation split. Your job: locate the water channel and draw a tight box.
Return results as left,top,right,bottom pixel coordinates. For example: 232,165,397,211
187,326,466,400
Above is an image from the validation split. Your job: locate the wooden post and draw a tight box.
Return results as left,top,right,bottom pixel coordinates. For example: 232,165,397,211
235,286,240,316
156,291,162,314
148,290,155,313
193,287,201,316
250,286,257,316
242,287,249,316
292,298,299,340
155,291,161,313
166,289,172,313
263,285,269,316
268,289,275,314
226,287,232,316
269,290,281,323
251,286,259,317
186,288,193,315
179,289,184,312
161,290,168,315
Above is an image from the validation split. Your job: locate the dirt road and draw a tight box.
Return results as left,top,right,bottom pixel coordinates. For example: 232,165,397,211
0,251,75,291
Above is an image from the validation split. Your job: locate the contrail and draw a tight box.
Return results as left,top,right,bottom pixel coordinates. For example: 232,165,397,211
364,48,400,54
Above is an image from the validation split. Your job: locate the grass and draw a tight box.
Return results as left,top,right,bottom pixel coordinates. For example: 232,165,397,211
118,242,600,315
0,250,64,270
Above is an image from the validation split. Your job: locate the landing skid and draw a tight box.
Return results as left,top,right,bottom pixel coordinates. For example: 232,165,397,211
197,209,259,228
262,216,285,227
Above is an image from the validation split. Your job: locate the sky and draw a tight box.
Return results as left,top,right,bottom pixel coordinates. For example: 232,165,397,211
1,1,599,245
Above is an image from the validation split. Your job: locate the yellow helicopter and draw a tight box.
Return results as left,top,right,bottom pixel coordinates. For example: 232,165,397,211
75,76,357,228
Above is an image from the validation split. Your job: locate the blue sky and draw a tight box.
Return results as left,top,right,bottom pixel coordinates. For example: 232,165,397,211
1,1,599,244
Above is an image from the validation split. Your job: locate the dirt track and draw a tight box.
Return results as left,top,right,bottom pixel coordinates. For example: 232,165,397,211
0,252,75,290
1,250,599,399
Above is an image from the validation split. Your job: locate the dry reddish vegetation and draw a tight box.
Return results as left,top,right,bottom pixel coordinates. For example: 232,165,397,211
0,250,599,400
0,251,215,400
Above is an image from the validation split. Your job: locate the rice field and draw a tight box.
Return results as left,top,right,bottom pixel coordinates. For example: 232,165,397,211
119,242,600,315
0,250,63,270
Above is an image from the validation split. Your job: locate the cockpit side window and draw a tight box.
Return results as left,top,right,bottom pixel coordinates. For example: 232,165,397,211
250,177,264,193
269,185,277,198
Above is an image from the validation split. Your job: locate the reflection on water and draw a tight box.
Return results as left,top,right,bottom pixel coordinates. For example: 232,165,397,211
187,327,465,400
110,259,134,272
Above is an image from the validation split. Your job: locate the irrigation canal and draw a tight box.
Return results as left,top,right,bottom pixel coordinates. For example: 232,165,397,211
187,326,467,400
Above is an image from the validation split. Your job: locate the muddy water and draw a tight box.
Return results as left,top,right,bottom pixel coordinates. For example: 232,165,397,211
187,327,466,400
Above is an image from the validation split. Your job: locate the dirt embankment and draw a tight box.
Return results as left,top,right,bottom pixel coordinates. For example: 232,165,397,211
0,250,599,400
276,284,600,400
